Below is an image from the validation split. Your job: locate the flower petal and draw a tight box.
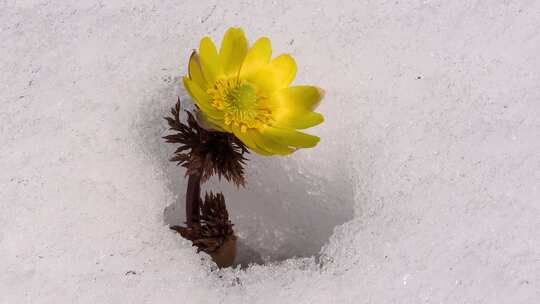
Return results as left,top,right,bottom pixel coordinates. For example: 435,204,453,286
199,37,223,84
230,124,254,147
243,128,274,155
199,112,230,132
275,86,324,111
230,125,268,155
270,85,324,129
247,54,297,93
183,77,222,120
263,126,320,148
251,129,294,155
274,110,324,129
239,37,272,78
219,27,248,77
188,51,207,90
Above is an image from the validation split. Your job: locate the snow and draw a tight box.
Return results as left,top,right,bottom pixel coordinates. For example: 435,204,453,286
1,1,540,303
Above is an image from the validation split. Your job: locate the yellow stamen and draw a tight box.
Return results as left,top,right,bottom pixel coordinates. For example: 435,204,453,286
207,78,273,131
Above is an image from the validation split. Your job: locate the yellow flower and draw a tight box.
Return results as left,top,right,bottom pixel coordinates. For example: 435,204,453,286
183,27,324,156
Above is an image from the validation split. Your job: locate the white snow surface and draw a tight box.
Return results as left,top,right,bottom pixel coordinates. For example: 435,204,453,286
2,1,540,303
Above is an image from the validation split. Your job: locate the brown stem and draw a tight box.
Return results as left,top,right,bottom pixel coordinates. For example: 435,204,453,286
185,171,201,226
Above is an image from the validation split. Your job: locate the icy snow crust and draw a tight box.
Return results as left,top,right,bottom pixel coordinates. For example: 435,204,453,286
2,1,540,303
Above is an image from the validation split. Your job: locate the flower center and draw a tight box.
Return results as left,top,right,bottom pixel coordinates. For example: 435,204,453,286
207,78,272,132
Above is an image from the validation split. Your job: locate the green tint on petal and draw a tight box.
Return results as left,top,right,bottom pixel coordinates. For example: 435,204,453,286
188,52,207,90
264,126,320,148
199,37,222,84
219,28,248,77
239,37,272,78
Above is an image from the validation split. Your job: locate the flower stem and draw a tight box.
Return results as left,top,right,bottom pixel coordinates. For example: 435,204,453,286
185,171,201,226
